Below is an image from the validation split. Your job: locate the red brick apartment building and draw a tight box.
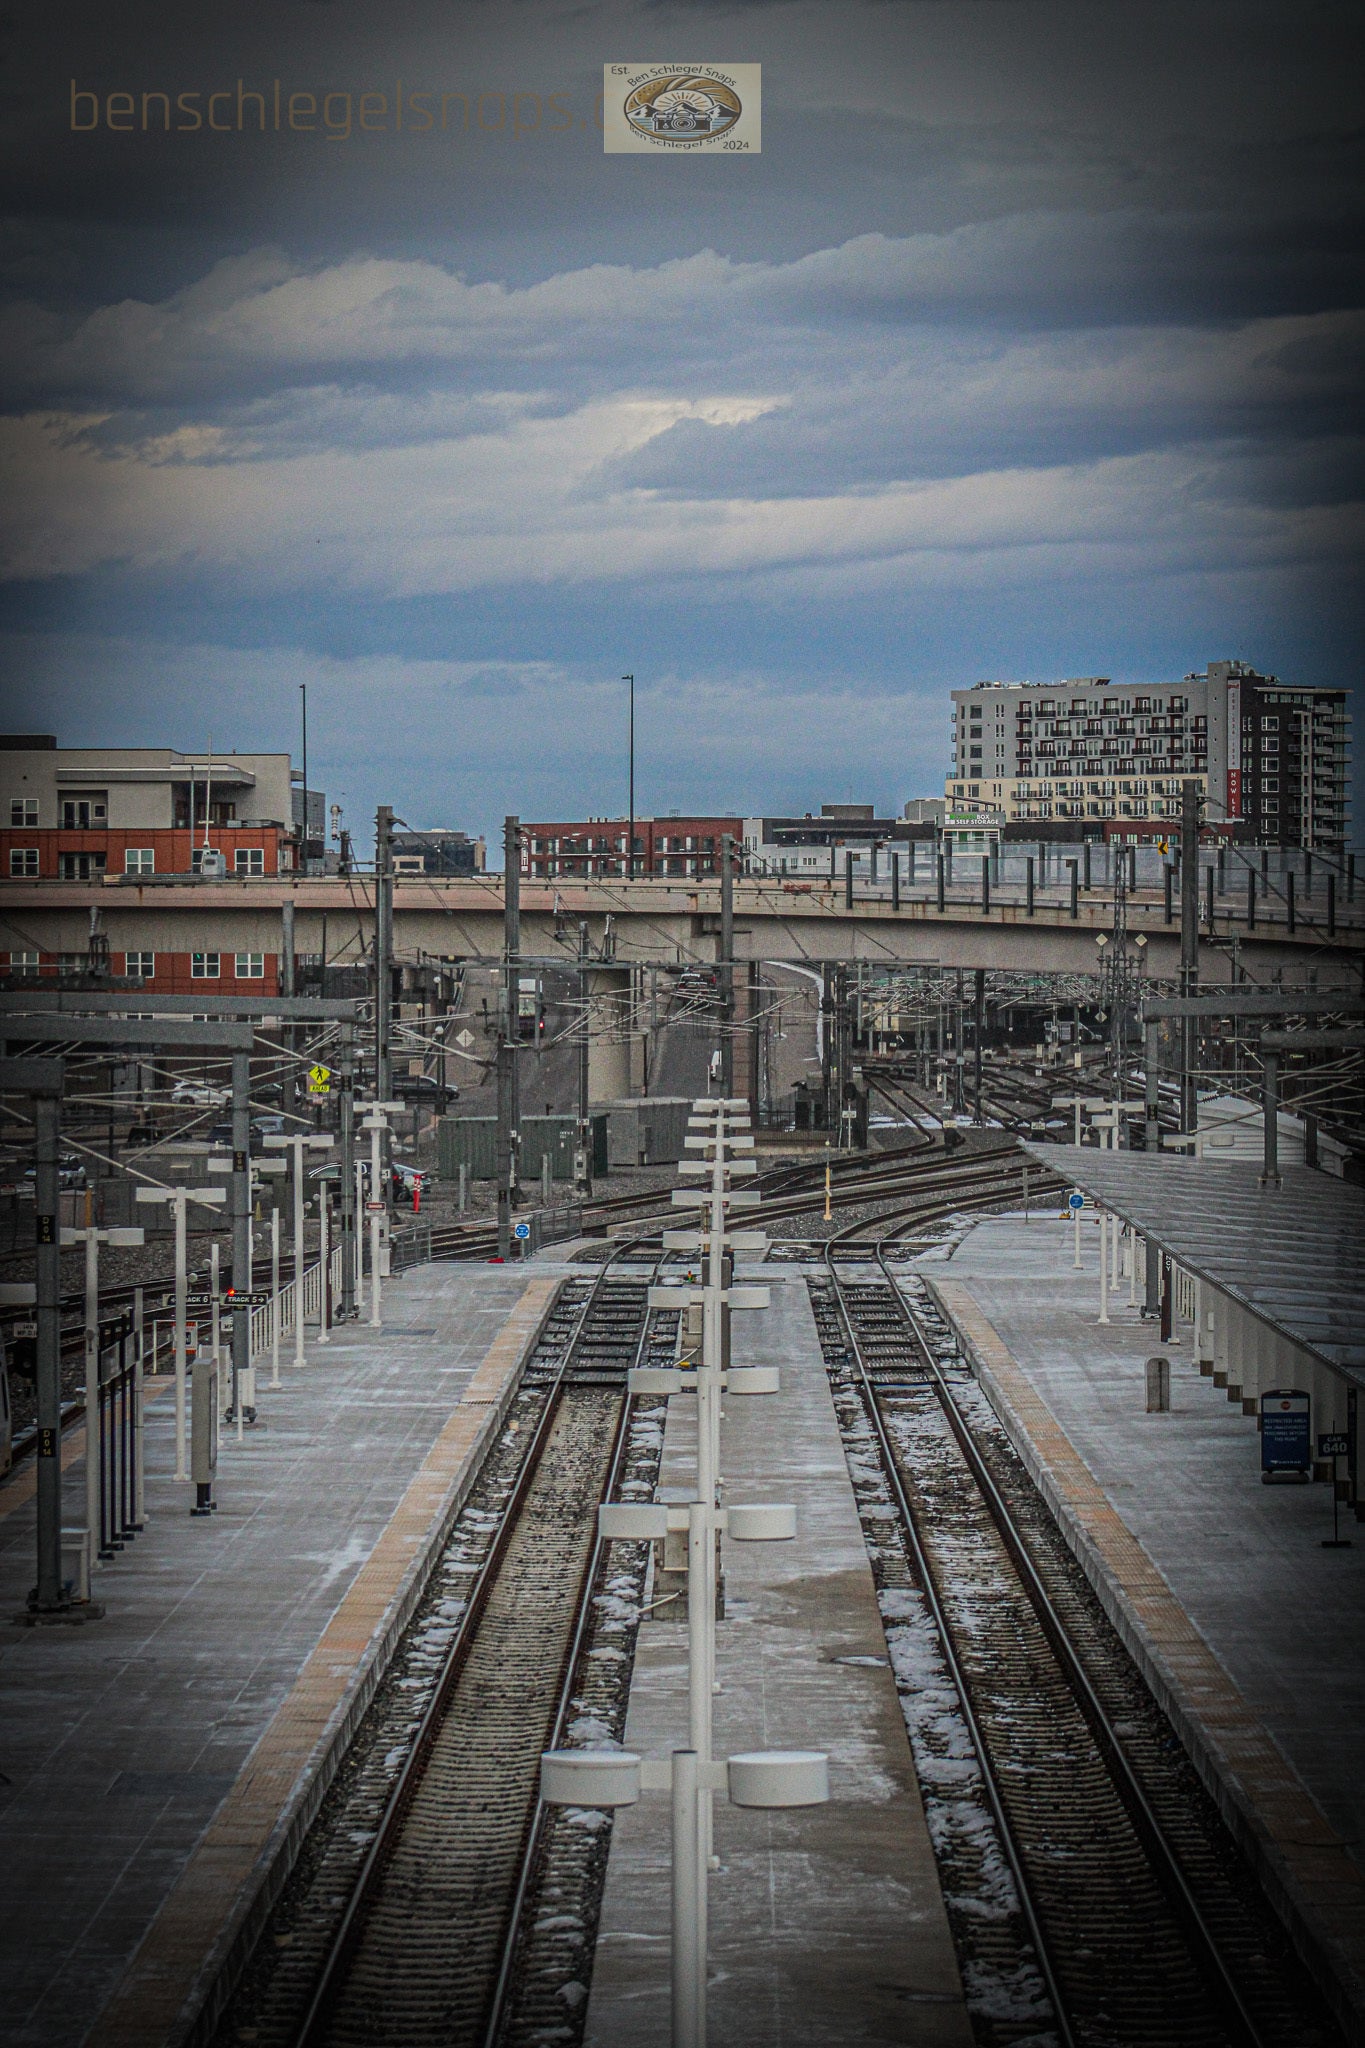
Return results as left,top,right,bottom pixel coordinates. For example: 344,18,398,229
522,816,744,879
1,735,299,994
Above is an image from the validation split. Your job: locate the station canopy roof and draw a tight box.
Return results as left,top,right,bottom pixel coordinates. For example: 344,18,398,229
1022,1145,1365,1388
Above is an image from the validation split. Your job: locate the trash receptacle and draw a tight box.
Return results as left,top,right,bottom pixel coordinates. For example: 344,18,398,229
1145,1355,1171,1413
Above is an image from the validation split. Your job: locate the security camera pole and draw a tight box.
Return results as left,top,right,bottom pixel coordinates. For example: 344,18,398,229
135,1183,227,1480
263,1131,334,1364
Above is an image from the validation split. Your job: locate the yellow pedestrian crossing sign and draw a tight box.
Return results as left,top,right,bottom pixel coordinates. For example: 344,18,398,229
307,1063,332,1095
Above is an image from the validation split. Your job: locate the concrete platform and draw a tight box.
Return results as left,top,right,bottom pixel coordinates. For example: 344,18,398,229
921,1212,1365,2033
0,1263,557,2048
586,1269,973,2048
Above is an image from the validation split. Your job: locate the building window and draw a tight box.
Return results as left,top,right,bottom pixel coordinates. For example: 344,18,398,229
58,851,107,880
1262,778,1279,793
9,798,38,826
234,952,265,978
191,952,221,979
7,949,40,975
9,847,39,877
125,847,155,874
125,951,155,979
60,796,107,828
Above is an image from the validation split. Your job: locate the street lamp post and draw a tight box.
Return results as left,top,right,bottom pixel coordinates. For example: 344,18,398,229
622,673,635,879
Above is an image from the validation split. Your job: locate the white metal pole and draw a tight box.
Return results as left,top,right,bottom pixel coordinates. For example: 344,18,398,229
369,1119,384,1327
270,1207,281,1388
671,1748,702,2048
84,1230,100,1567
318,1184,330,1343
293,1139,307,1367
174,1192,189,1482
355,1159,367,1313
1098,1211,1109,1324
210,1241,221,1382
1073,1202,1082,1270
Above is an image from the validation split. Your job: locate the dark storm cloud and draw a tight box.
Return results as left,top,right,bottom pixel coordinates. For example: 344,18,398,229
0,0,1360,846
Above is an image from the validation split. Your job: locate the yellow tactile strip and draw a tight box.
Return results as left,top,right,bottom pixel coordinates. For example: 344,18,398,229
927,1277,1365,2042
86,1276,561,2048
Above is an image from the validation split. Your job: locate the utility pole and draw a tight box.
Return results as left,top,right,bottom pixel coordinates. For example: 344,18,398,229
338,1020,356,1317
973,967,985,1123
1179,779,1200,1133
719,833,735,1098
230,1050,251,1419
497,815,521,1258
576,919,593,1193
374,805,394,1108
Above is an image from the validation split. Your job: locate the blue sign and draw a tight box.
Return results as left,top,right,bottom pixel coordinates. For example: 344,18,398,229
1068,1191,1085,1212
513,1221,531,1241
1261,1390,1311,1474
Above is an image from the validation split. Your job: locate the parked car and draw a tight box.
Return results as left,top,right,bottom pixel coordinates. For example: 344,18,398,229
392,1161,432,1207
171,1081,228,1107
208,1120,235,1148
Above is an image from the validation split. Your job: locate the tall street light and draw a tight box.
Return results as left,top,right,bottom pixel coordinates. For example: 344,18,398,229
622,673,635,879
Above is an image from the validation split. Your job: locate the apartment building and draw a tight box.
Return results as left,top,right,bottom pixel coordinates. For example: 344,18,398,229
0,736,309,993
1,737,300,881
944,661,1350,849
521,816,743,879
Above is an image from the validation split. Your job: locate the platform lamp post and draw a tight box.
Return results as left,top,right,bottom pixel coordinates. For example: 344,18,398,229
60,1223,144,1577
545,1096,829,2048
263,1131,334,1365
357,1104,404,1327
136,1184,226,1481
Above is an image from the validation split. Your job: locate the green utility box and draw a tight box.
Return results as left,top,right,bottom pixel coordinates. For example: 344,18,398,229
439,1114,578,1182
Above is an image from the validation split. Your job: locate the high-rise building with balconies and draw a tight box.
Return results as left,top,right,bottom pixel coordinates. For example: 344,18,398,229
944,661,1349,848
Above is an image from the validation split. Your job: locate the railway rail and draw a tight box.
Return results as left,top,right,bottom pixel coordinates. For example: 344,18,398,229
810,1239,1342,2048
209,1238,678,2048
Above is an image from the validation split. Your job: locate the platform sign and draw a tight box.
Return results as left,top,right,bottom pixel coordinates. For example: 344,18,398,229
513,1221,531,1241
1260,1390,1311,1475
1318,1433,1349,1459
1068,1191,1085,1212
222,1289,272,1309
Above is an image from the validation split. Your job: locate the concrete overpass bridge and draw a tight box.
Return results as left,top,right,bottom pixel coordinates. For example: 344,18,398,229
4,870,1360,983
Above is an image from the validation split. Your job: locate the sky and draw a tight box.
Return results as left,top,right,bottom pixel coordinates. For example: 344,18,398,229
1,0,1360,857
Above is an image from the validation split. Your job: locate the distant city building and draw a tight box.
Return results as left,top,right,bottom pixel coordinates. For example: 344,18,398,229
522,816,743,879
291,780,327,872
943,662,1349,849
392,829,486,877
742,803,930,875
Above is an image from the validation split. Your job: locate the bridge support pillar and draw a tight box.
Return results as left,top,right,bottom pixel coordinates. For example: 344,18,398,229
587,967,635,1102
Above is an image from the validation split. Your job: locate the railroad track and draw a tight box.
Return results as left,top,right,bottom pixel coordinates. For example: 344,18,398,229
210,1239,679,2048
808,1241,1342,2048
